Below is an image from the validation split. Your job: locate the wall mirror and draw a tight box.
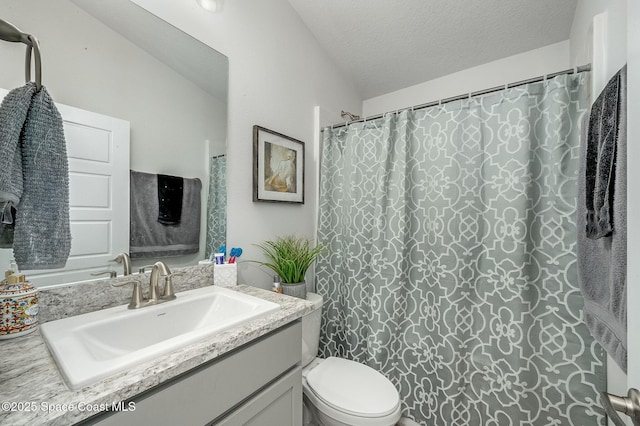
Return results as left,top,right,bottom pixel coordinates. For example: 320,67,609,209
0,0,228,286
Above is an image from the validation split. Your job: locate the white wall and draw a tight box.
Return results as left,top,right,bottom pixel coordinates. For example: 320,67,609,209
569,0,629,422
129,0,362,290
363,41,570,116
569,0,627,78
0,0,226,272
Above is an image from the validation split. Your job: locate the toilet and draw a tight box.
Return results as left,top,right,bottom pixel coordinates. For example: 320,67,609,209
302,292,402,426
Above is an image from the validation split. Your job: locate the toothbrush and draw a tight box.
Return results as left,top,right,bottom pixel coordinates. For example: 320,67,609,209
229,247,242,264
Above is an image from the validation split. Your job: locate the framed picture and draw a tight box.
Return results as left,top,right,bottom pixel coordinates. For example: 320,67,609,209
253,125,305,204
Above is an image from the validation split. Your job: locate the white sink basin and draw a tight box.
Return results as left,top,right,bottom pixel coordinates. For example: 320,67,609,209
40,285,280,390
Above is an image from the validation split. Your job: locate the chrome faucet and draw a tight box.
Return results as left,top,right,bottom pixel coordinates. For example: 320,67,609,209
149,261,173,302
148,261,186,302
113,261,184,309
111,253,132,276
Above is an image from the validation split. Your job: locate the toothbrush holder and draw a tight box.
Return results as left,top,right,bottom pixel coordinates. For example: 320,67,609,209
214,263,237,287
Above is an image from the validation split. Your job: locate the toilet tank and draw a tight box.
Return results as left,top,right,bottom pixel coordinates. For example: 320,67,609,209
302,292,323,367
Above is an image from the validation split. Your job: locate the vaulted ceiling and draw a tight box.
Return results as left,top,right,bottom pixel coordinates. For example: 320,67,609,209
288,0,578,99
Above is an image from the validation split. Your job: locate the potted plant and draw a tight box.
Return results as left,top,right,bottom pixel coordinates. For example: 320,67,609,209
253,235,326,299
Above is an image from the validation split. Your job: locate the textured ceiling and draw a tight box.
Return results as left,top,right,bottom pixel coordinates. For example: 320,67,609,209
288,0,577,99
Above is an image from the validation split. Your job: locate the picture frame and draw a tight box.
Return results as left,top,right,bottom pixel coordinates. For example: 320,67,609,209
253,125,305,204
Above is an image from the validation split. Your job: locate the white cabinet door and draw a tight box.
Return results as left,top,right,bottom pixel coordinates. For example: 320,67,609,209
214,367,302,426
0,88,130,285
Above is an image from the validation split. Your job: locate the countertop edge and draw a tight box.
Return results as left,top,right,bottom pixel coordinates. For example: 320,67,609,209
0,285,314,426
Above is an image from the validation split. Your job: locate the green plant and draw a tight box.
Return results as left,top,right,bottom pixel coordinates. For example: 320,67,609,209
253,235,326,284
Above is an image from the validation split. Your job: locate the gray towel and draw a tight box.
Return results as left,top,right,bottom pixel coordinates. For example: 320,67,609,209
0,83,37,247
585,69,623,239
13,85,72,270
0,206,16,249
130,170,201,259
577,65,627,372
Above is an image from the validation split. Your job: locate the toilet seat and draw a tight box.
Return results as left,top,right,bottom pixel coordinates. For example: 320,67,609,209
305,357,400,420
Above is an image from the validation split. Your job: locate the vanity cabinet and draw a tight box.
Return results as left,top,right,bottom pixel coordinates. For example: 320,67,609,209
214,367,301,425
82,321,302,426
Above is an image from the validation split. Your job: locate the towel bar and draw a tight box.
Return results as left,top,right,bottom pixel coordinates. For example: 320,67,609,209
0,18,42,90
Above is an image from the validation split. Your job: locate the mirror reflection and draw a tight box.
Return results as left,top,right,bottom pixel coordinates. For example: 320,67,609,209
0,0,228,286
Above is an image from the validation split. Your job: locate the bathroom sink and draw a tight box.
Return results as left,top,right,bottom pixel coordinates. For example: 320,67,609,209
40,285,280,390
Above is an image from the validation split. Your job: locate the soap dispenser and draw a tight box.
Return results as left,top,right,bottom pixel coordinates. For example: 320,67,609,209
272,275,282,294
0,260,39,339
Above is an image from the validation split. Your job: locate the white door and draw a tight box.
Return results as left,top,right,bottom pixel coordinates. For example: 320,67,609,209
0,88,130,285
626,0,640,416
602,3,640,425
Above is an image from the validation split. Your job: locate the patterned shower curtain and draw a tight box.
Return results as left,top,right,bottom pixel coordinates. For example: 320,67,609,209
205,155,226,258
316,73,605,425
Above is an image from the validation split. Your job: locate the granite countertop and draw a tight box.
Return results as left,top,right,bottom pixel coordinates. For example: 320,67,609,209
0,284,313,426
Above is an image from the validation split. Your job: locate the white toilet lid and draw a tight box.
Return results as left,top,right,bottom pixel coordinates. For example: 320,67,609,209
306,357,400,418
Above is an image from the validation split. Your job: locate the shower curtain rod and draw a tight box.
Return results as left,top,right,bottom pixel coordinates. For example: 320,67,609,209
328,64,592,131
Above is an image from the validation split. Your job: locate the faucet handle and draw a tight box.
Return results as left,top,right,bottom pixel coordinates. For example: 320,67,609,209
138,265,155,274
162,271,185,300
112,279,144,309
91,270,117,279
